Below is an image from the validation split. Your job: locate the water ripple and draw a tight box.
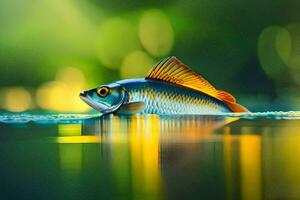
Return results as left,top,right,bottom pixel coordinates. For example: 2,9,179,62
0,111,300,124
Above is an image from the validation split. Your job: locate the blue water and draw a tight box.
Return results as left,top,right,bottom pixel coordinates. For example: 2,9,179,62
1,112,300,200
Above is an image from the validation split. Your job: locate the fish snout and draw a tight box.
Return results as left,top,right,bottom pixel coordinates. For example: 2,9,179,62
79,91,88,98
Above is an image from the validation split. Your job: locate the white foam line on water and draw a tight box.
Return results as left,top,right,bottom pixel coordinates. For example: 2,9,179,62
0,111,300,124
222,111,300,119
0,113,100,124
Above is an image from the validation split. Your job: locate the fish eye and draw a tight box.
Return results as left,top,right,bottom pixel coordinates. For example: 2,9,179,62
96,86,110,98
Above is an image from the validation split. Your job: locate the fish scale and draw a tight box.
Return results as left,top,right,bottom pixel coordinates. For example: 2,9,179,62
118,79,231,115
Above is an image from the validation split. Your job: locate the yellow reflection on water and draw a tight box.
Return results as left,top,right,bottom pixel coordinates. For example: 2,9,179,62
263,121,300,199
129,115,161,198
59,143,82,174
77,115,234,198
107,115,129,143
224,127,235,200
223,130,263,200
223,120,300,200
143,116,160,194
57,124,100,143
58,124,83,174
59,124,81,136
109,116,131,193
56,136,100,143
46,116,300,199
58,123,83,193
56,123,93,198
240,135,262,200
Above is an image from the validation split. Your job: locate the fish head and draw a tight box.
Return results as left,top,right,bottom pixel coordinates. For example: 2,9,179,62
79,83,127,114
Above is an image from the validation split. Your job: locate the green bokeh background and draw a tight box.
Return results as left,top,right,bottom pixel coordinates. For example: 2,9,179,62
1,0,300,112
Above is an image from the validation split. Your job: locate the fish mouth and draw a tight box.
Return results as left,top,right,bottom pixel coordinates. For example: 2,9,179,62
79,92,110,113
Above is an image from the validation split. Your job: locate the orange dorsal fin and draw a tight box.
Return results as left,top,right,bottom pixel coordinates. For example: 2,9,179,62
146,56,230,102
146,56,249,112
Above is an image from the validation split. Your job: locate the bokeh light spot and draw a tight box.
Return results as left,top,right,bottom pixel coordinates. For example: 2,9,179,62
286,24,300,70
36,67,90,112
2,87,32,112
97,18,140,69
258,26,288,79
36,81,68,111
289,55,300,86
139,9,174,57
290,55,300,70
275,28,292,65
56,67,85,85
120,51,154,79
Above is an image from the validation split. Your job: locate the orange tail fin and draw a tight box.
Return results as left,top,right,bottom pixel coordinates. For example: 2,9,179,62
216,90,249,112
225,101,249,112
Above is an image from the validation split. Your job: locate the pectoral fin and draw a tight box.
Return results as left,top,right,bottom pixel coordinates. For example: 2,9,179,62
117,102,146,114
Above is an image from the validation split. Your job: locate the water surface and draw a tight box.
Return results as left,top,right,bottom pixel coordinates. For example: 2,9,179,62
1,112,300,200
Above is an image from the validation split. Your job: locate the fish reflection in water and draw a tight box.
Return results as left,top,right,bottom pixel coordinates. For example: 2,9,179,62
55,116,300,200
78,115,237,199
3,114,300,200
81,115,236,143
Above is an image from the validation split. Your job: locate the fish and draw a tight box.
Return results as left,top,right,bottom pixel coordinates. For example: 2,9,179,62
79,56,248,115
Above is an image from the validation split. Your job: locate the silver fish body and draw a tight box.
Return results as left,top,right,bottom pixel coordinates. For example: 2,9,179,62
116,79,231,114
